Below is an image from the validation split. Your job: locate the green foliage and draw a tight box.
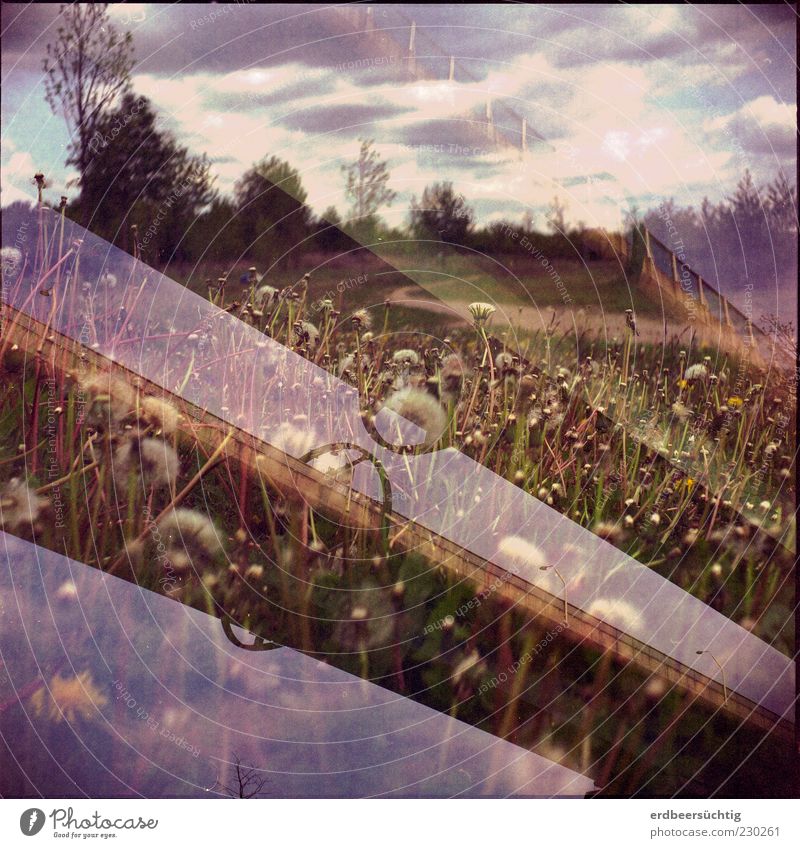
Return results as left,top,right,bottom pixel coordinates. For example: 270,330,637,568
409,181,475,245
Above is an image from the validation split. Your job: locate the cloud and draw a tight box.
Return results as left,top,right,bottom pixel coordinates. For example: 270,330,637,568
705,95,797,162
2,4,796,231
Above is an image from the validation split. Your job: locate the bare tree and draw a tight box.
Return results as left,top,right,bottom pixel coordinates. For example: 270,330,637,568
213,754,270,798
43,4,134,186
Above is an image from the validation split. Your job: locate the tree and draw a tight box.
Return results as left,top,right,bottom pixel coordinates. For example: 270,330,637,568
73,92,215,261
545,195,567,234
187,198,245,266
313,206,354,253
765,173,798,235
409,182,474,245
727,169,766,244
43,4,134,187
341,139,396,241
234,156,311,266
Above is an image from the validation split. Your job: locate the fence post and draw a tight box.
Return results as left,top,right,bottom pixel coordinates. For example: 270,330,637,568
722,296,732,327
670,251,680,294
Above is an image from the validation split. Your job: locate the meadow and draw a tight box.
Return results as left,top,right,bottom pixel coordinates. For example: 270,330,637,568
1,201,796,796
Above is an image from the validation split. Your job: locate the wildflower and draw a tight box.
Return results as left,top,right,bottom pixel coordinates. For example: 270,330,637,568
158,508,225,558
497,535,545,578
31,671,108,724
245,564,265,580
381,388,448,448
392,349,420,367
468,302,496,326
0,479,47,532
114,438,179,489
139,395,179,435
684,364,708,382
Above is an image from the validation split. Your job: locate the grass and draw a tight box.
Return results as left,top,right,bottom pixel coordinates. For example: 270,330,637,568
0,198,796,796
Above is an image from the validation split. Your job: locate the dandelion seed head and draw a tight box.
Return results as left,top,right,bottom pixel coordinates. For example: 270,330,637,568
295,321,320,349
497,535,545,578
587,598,641,630
79,373,136,420
255,283,277,306
0,478,47,532
272,421,318,457
351,309,371,330
115,438,179,488
671,401,690,421
381,387,448,448
158,508,224,558
140,395,179,435
1,246,22,278
392,349,420,367
684,364,708,382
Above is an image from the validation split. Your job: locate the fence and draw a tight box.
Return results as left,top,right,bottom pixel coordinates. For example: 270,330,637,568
637,225,788,367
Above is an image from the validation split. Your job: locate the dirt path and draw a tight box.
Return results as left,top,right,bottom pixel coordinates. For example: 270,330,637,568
386,285,688,345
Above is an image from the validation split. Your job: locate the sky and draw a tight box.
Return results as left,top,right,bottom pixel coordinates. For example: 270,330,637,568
1,3,797,230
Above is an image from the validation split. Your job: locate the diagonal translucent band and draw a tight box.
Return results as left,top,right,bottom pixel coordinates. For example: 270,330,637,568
2,210,794,735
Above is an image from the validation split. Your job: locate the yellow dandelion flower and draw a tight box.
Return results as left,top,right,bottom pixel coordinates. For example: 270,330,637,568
727,396,743,407
31,671,108,724
685,478,695,493
677,379,688,389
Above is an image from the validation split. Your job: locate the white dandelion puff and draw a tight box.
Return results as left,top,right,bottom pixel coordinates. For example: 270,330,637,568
684,364,708,382
114,438,179,488
586,598,641,630
158,508,224,558
271,421,318,458
392,349,420,367
497,535,545,578
139,395,179,435
0,479,48,532
381,387,448,448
